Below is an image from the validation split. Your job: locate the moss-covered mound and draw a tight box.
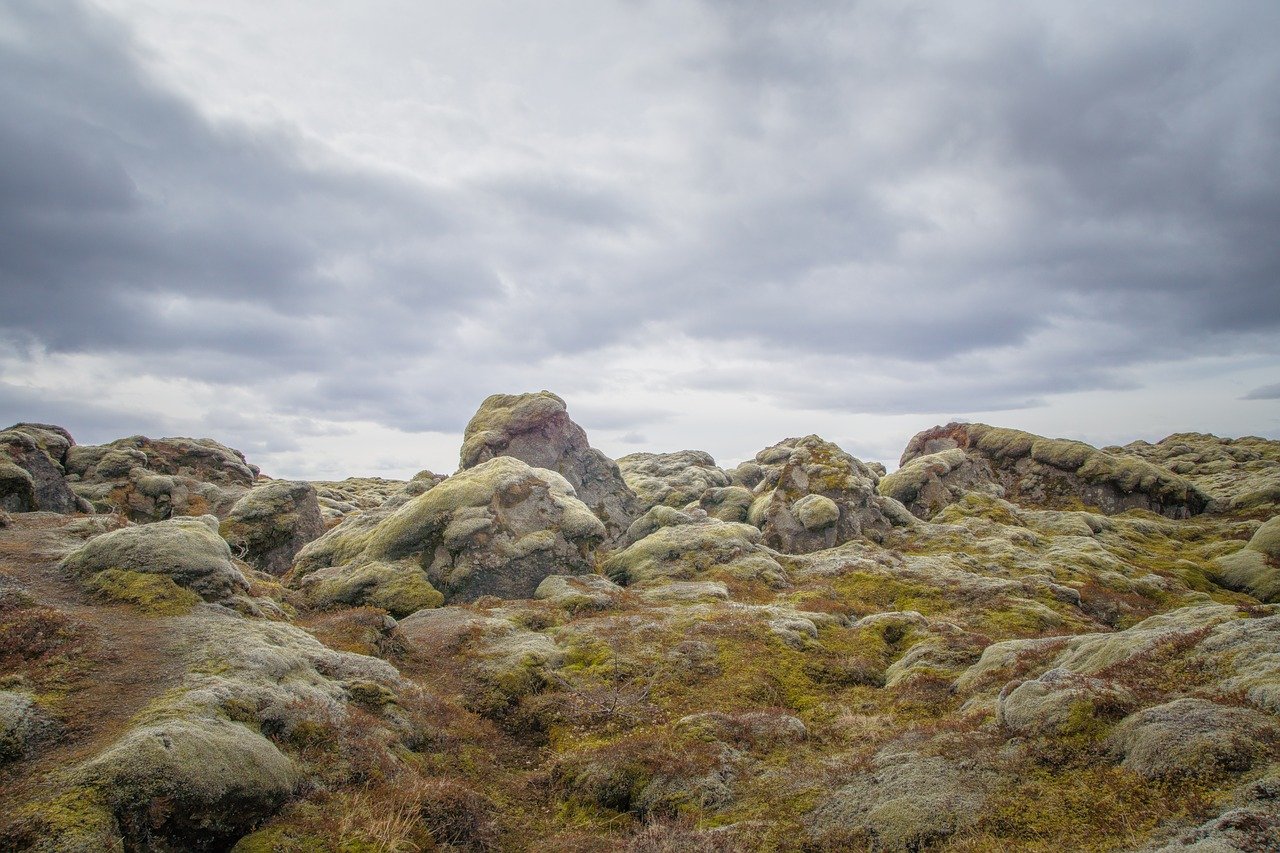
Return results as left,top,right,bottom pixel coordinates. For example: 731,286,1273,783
220,480,325,576
291,456,605,606
889,422,1210,519
60,515,250,603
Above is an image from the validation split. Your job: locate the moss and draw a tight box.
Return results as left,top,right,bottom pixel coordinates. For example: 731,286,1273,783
4,786,119,851
84,568,202,615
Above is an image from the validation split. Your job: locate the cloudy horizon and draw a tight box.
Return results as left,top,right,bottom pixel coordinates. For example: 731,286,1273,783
2,0,1278,479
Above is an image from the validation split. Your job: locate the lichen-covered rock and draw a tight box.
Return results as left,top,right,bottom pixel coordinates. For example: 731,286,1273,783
878,447,1003,520
220,481,325,576
747,435,901,553
0,691,54,763
690,485,755,523
603,517,788,588
298,558,444,617
805,750,996,851
895,423,1209,518
0,424,85,514
1213,515,1280,601
617,450,730,513
1106,698,1279,780
77,717,296,848
533,574,623,611
623,504,699,546
1114,432,1280,517
291,456,605,604
65,435,258,521
997,668,1137,738
459,392,639,540
59,515,249,603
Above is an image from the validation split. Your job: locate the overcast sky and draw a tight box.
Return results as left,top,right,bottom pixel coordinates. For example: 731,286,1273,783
2,0,1278,479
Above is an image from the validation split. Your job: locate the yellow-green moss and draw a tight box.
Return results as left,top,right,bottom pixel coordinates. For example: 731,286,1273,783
84,568,201,615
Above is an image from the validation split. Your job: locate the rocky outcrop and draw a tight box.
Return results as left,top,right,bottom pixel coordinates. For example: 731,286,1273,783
459,392,639,540
219,481,325,576
59,515,249,604
0,423,86,514
65,435,259,521
1113,432,1280,517
746,435,905,553
291,456,605,606
616,450,730,513
889,423,1210,519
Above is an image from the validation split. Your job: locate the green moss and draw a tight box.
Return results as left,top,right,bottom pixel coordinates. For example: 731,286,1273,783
84,568,201,615
7,787,118,850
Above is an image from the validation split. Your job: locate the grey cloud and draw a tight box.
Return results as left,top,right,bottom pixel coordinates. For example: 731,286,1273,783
1243,383,1280,400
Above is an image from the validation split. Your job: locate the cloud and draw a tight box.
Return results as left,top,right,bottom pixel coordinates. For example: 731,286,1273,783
0,0,1277,478
1243,383,1280,400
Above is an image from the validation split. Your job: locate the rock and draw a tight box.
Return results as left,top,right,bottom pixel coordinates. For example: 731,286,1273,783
747,435,901,553
617,450,730,513
0,691,54,762
219,481,325,576
533,574,623,611
0,424,84,513
1213,515,1280,601
602,517,788,588
59,515,249,603
623,504,699,546
878,447,1003,520
997,668,1137,738
297,558,444,617
65,435,258,521
1113,432,1280,517
690,485,755,523
894,423,1209,519
1107,698,1279,780
77,717,296,848
459,392,639,540
805,749,996,851
291,456,605,604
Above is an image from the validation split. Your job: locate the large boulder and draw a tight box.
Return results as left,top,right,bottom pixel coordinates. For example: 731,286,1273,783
459,392,639,540
291,456,605,605
77,717,295,849
65,435,258,521
891,423,1209,519
1213,515,1280,601
616,450,731,513
0,423,85,514
603,515,788,589
59,515,249,603
1106,698,1279,780
746,435,903,553
805,749,996,851
219,481,325,576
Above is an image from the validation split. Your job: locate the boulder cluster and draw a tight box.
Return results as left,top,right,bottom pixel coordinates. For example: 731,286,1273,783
1,400,1278,853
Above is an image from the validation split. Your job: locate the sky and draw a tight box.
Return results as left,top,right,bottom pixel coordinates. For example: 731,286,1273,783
1,0,1278,480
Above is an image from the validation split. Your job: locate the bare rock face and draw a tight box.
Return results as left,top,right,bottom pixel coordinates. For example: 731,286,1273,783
616,450,731,513
746,435,904,554
459,392,639,540
65,435,259,521
291,455,606,606
887,423,1209,520
0,423,86,514
219,480,325,576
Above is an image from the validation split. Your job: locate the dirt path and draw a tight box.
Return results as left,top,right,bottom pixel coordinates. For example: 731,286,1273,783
0,514,188,798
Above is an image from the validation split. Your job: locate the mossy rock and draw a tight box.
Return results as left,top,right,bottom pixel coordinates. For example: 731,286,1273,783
1106,698,1279,780
60,515,249,603
76,717,296,849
